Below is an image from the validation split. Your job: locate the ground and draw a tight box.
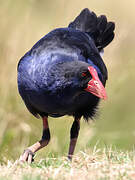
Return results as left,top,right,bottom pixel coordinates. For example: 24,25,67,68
1,148,135,180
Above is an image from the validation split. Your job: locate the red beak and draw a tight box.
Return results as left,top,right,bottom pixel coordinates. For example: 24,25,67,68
84,66,107,100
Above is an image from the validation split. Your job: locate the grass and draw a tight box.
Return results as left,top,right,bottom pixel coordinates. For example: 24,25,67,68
0,0,135,179
0,148,135,180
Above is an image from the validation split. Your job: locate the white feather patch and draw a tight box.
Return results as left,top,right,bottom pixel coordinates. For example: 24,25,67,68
100,49,104,57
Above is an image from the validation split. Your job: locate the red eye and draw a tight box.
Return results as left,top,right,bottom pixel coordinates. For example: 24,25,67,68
82,72,87,77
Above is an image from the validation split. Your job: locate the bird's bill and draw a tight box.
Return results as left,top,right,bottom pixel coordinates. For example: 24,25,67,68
84,66,107,100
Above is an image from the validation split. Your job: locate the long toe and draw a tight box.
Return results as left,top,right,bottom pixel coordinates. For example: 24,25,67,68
19,149,35,163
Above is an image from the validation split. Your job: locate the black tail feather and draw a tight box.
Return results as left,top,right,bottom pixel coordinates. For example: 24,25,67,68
97,15,107,34
68,8,97,33
68,8,115,52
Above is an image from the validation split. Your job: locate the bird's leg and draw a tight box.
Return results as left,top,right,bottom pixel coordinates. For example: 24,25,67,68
68,117,80,160
20,116,50,163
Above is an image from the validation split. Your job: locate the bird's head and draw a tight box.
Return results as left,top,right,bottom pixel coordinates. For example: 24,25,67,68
62,61,107,100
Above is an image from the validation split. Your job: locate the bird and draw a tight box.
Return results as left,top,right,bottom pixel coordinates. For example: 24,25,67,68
17,8,115,163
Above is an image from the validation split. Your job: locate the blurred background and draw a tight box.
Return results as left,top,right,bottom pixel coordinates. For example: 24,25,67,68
0,0,135,162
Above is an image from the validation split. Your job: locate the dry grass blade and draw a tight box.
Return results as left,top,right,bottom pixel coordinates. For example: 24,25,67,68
0,148,135,180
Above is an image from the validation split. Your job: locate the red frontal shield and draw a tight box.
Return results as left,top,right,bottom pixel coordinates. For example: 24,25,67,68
85,66,107,100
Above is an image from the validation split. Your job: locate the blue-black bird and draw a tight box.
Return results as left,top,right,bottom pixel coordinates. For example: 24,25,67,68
18,8,115,163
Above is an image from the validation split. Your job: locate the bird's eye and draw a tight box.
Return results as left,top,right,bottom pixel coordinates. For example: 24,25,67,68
81,72,87,77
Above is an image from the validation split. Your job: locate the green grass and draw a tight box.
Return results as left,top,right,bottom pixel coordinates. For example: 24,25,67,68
0,0,135,167
0,148,135,180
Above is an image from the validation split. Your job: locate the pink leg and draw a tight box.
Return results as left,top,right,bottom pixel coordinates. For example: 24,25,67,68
20,116,50,163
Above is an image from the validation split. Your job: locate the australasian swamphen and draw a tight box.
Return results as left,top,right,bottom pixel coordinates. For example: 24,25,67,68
18,8,115,163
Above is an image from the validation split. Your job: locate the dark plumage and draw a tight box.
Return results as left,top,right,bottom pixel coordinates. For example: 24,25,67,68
18,8,115,162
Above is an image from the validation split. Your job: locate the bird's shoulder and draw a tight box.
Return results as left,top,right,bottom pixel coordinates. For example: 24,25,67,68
18,27,97,72
18,27,107,84
29,28,97,57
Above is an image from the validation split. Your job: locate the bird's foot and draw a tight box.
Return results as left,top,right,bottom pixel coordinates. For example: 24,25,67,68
67,154,73,161
19,149,35,164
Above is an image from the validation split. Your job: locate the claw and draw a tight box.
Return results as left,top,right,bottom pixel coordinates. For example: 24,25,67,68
20,149,35,163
